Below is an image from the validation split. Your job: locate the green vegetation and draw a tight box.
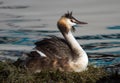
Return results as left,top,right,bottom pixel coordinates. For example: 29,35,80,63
0,61,119,83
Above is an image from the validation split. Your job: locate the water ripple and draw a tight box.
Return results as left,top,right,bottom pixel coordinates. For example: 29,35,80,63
0,19,41,23
83,42,120,50
0,5,29,9
107,26,120,30
76,33,120,40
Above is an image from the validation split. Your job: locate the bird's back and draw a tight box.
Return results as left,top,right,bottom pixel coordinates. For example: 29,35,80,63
35,36,73,59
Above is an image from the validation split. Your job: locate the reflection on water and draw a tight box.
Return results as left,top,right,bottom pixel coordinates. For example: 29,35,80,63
0,0,120,69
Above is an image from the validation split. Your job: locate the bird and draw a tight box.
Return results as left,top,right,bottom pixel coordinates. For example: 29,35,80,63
14,12,88,73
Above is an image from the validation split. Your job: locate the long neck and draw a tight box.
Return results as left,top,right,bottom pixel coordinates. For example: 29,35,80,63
62,31,85,59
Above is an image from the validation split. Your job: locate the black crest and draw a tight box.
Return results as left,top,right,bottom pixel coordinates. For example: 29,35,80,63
64,11,73,18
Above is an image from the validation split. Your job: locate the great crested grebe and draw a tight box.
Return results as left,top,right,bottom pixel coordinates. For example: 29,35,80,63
14,12,88,72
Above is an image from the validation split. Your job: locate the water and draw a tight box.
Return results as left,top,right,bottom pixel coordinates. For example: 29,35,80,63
0,0,120,68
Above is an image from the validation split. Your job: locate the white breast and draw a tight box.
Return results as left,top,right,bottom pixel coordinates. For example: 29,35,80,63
69,52,88,72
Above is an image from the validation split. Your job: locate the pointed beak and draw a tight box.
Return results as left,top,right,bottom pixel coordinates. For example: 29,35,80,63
72,19,88,28
76,20,88,24
73,17,88,24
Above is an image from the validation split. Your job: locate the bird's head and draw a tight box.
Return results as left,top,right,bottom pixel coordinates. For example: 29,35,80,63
57,12,88,34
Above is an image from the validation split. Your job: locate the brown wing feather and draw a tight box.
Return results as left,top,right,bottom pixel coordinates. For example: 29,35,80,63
35,36,72,59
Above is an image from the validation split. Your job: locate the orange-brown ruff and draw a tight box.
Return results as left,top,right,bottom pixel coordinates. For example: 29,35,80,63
14,12,88,73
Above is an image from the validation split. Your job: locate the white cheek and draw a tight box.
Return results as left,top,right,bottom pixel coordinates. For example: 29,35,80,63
67,19,76,26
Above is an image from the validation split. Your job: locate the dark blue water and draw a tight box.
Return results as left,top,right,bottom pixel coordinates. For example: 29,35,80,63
0,27,120,67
